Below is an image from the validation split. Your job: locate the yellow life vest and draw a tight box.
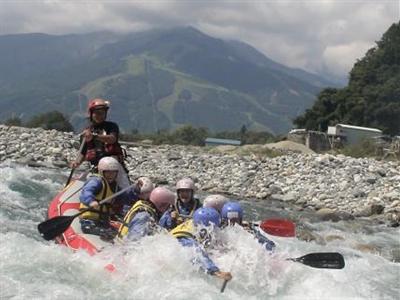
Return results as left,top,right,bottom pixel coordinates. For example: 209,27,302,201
170,220,195,239
117,200,158,239
79,175,115,220
172,198,201,226
170,220,213,248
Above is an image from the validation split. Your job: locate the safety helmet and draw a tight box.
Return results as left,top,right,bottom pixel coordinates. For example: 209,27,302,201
193,207,221,227
149,187,175,213
87,98,110,116
221,202,243,223
138,177,154,194
203,194,228,213
176,178,195,190
98,157,120,174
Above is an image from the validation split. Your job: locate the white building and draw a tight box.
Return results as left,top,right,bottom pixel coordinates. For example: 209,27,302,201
327,124,382,145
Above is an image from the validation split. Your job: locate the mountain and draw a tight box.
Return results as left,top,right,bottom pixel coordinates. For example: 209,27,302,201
0,27,336,134
294,22,400,135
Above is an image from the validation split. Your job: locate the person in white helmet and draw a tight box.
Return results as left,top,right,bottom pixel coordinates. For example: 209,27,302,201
159,177,201,230
136,177,154,201
203,194,228,213
120,176,155,217
79,157,138,239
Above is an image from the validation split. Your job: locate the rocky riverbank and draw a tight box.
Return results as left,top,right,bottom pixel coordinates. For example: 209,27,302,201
1,125,399,226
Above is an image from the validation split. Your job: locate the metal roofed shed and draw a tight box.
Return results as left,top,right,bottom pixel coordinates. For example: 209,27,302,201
327,124,382,145
205,137,241,146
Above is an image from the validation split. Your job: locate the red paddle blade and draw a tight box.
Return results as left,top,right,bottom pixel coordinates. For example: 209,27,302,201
260,219,295,237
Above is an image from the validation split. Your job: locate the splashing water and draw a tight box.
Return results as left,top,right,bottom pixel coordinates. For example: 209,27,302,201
0,163,399,299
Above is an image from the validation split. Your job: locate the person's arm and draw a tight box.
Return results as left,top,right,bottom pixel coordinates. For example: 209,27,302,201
177,237,232,281
70,136,87,168
79,177,103,207
126,211,154,241
116,187,139,207
94,132,117,144
251,224,276,251
96,122,119,144
70,154,84,169
159,208,176,230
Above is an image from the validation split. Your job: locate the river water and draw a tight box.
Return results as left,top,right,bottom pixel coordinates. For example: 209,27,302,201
0,163,399,299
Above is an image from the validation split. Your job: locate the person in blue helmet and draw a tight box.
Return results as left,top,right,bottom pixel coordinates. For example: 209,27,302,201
170,207,232,282
221,201,276,251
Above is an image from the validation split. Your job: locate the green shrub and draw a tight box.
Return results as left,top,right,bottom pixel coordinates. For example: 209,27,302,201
26,111,74,132
338,139,380,158
4,117,22,126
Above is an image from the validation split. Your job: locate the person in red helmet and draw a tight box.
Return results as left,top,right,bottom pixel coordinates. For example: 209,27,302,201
70,98,126,172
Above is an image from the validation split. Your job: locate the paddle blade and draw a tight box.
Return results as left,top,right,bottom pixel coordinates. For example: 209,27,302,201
37,215,75,241
290,252,345,269
260,219,295,237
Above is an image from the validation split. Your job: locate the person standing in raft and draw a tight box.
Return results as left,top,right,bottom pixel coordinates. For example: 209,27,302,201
117,186,175,241
70,98,130,187
159,178,201,230
170,207,232,282
221,201,275,251
79,157,138,239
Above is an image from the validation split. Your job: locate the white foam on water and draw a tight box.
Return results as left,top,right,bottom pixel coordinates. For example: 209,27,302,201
0,164,399,299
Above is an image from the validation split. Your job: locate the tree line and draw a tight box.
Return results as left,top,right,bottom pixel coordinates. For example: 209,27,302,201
294,22,400,136
120,124,275,146
2,112,275,146
3,111,74,132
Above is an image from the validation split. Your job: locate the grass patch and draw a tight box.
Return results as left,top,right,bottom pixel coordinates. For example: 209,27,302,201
337,139,399,161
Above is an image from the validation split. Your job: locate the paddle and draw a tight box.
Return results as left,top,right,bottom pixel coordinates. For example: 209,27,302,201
65,139,86,187
38,183,136,241
258,221,344,268
220,280,228,293
220,253,238,293
259,219,295,237
288,252,345,269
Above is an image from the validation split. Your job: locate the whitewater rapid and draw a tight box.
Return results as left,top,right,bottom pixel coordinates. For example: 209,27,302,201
0,163,399,299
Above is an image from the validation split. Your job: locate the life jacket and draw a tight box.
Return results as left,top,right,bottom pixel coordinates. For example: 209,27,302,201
117,200,158,239
173,197,201,224
79,175,116,220
84,127,125,165
170,219,213,248
170,220,195,239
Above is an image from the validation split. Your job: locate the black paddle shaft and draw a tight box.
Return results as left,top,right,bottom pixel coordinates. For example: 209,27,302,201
220,280,228,293
65,139,86,187
289,252,345,269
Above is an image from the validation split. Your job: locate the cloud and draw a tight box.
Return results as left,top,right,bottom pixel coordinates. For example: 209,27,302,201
0,0,398,79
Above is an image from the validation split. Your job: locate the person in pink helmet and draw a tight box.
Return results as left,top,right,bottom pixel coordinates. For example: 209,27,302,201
117,186,175,241
159,177,201,230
